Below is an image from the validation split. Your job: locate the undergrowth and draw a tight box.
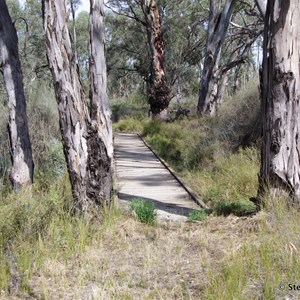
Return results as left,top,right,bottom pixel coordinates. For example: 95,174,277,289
0,175,120,295
130,198,157,225
1,81,297,299
113,82,260,214
205,195,300,299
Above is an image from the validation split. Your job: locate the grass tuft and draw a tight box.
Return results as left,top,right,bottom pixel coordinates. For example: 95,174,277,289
188,209,212,222
214,199,257,217
130,198,157,225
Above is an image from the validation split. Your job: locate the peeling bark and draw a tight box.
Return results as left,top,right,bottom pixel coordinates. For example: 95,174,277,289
260,0,300,203
0,1,34,190
43,0,90,210
141,0,171,120
198,0,236,116
88,0,113,206
201,66,228,116
43,0,113,211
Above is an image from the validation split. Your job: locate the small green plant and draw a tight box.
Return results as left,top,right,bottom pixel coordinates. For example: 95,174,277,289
214,199,256,217
188,209,211,222
130,198,157,225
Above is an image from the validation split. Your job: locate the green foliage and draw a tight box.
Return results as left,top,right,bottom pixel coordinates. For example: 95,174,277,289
188,209,211,222
218,80,261,148
6,0,22,20
69,11,89,88
113,117,147,133
142,120,162,136
130,198,156,225
0,176,69,292
214,199,256,217
143,121,185,166
0,174,121,293
205,195,300,299
183,147,259,209
111,93,148,122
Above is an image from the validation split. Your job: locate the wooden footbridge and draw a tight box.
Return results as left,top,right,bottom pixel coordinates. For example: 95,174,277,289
114,133,208,221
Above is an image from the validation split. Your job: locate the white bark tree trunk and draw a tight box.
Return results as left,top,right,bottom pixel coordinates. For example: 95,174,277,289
43,0,89,210
88,0,113,206
260,0,300,203
198,0,236,116
43,0,113,211
0,1,34,190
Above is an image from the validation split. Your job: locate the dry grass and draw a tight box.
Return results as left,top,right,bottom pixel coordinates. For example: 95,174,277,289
0,208,262,300
1,81,299,299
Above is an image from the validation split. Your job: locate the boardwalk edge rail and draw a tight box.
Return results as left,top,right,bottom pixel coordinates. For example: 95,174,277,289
137,133,209,210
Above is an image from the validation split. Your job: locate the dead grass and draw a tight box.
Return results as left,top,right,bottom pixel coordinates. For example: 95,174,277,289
0,210,262,300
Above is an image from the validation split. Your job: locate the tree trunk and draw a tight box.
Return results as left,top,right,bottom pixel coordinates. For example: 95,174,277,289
203,67,228,116
43,0,90,210
43,0,113,211
198,0,236,116
141,0,171,121
254,0,267,18
0,1,34,190
259,0,300,203
70,0,78,64
88,0,113,206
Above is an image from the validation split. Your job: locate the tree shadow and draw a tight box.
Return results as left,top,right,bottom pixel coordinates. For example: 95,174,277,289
118,192,199,218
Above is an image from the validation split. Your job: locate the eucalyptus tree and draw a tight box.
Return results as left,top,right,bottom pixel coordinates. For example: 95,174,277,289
198,0,263,116
259,0,300,203
0,0,34,190
43,0,113,212
106,0,209,116
106,0,172,120
68,0,82,63
22,0,48,81
105,12,149,97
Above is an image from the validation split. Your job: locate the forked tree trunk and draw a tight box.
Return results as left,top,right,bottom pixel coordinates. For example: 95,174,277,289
43,0,89,210
198,0,236,116
141,0,171,121
259,0,300,203
0,1,34,190
43,0,113,211
88,0,113,206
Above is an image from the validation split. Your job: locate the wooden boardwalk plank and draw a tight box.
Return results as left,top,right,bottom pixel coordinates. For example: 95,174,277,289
114,132,203,221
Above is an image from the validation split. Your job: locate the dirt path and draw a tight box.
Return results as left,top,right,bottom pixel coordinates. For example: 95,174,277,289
114,132,204,221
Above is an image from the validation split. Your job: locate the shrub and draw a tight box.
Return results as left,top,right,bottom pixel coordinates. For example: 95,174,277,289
143,121,185,166
113,117,147,133
130,198,156,225
218,80,261,148
214,199,256,217
142,120,163,136
188,209,212,222
111,93,148,122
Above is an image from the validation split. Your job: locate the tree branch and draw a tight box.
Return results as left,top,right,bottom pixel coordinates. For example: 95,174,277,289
105,3,147,27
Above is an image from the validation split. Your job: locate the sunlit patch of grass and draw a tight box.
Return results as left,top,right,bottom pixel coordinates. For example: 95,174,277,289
130,198,157,225
188,209,212,222
183,147,259,209
113,117,148,133
205,194,300,299
0,174,122,297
